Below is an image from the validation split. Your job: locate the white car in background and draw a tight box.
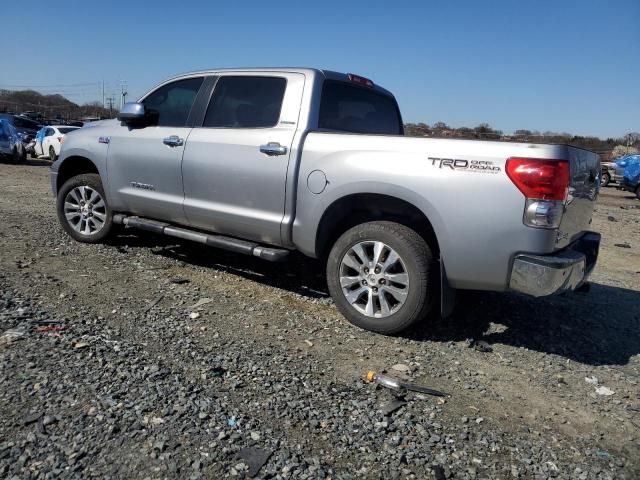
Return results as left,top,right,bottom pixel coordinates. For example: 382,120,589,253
35,125,80,161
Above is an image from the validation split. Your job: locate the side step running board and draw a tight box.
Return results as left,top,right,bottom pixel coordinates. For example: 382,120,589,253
113,214,290,262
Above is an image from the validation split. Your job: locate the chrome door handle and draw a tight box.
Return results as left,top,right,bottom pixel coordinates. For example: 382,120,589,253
163,135,184,147
259,142,287,156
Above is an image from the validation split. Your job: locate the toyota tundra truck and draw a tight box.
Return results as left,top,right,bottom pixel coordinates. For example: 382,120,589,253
50,68,601,334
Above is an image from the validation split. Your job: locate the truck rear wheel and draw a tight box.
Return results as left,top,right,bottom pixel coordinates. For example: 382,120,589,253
326,221,434,334
56,173,114,243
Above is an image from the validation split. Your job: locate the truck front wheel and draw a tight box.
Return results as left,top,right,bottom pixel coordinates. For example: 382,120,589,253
326,221,434,334
56,173,114,243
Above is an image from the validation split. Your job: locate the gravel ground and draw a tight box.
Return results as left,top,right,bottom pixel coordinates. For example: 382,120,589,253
0,159,639,479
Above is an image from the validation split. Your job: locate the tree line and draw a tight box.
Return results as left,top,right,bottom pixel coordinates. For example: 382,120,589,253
405,122,640,160
0,89,112,122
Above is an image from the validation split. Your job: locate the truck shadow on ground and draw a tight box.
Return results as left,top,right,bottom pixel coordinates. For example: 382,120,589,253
110,232,640,367
410,286,640,367
16,157,53,167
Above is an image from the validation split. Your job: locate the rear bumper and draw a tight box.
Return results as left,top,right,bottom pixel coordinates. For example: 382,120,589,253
509,232,600,297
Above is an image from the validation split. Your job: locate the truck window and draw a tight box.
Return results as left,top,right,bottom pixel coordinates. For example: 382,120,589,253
142,77,204,127
318,81,402,135
203,76,286,128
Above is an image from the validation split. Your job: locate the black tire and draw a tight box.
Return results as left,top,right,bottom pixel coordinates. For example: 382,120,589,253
601,172,610,188
636,185,640,200
56,173,114,243
10,148,20,164
326,221,435,334
49,146,57,161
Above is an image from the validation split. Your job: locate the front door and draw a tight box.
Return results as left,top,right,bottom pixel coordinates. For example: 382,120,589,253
181,73,305,245
106,76,204,224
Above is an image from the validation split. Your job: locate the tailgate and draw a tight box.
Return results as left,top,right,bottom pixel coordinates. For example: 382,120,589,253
556,146,600,248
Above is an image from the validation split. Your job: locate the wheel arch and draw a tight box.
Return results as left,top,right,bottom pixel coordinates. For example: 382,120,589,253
315,193,441,262
56,156,100,193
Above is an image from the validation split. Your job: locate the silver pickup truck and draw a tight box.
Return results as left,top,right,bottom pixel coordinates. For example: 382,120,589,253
51,68,601,334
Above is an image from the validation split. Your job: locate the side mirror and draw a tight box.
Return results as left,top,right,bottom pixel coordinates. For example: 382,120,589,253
117,102,145,122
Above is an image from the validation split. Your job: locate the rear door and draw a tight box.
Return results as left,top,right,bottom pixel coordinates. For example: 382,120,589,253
106,76,205,223
181,72,305,245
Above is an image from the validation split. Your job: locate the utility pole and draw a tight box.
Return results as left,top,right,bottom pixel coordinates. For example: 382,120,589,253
106,96,115,117
102,81,105,108
120,82,128,109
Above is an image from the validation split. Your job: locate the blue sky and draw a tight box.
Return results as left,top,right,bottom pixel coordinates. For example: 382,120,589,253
2,0,638,138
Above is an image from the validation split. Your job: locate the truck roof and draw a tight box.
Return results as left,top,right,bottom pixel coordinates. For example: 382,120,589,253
159,67,395,97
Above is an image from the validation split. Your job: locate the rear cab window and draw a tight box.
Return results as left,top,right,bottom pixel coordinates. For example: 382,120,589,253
318,80,403,135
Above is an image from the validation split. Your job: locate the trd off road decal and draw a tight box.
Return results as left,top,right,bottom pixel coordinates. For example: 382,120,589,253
429,157,501,173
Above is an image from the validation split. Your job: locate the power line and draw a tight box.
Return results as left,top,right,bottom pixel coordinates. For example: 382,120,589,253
0,82,101,88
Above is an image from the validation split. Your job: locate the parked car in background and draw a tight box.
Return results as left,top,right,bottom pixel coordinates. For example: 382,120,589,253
0,114,40,161
0,119,26,163
600,161,622,187
618,155,640,199
20,111,44,122
34,125,80,160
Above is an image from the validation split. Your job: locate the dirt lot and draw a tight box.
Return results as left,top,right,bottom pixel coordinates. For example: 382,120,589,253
0,159,639,479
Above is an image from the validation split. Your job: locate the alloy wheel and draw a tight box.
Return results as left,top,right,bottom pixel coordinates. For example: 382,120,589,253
63,186,107,236
339,241,410,318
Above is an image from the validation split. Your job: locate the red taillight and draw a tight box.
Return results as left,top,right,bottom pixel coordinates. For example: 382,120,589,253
57,136,63,142
506,158,570,201
347,73,374,88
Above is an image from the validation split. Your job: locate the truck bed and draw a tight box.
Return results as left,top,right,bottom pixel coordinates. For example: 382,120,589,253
293,133,599,291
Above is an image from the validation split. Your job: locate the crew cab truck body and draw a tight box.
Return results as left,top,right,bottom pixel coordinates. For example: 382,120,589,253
51,68,601,333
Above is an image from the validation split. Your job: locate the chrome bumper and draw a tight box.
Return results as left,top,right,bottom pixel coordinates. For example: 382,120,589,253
509,232,600,297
